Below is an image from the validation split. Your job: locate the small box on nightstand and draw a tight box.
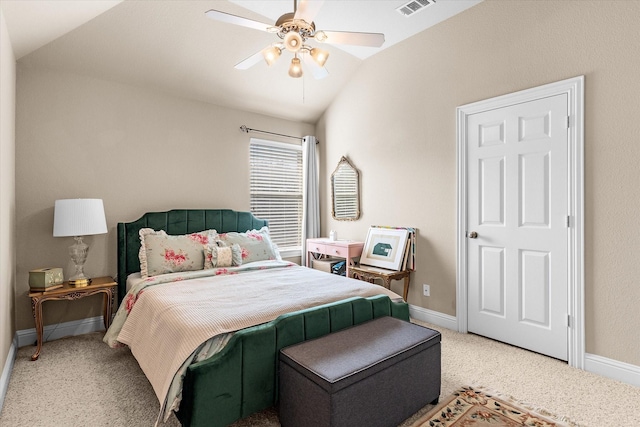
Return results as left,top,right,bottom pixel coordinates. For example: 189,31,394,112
29,267,64,291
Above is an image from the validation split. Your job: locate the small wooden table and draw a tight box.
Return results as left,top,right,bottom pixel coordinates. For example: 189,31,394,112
349,265,411,302
28,276,117,361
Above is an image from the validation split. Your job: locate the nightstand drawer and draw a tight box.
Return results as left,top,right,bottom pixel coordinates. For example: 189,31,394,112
309,242,328,255
325,245,347,257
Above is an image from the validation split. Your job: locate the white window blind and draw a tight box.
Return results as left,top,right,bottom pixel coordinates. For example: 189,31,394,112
250,138,303,250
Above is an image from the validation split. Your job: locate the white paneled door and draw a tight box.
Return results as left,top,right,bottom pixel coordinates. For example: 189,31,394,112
466,94,569,361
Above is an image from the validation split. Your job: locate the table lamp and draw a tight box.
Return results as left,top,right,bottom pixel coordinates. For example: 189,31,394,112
53,199,107,287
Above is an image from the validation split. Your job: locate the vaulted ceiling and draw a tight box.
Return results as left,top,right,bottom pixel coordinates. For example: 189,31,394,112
2,0,481,123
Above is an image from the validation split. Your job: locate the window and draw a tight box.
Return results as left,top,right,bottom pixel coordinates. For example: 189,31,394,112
249,138,303,253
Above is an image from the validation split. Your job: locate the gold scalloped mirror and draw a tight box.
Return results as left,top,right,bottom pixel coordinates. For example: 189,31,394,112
331,156,360,221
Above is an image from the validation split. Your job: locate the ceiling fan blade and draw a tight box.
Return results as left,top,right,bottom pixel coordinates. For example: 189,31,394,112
294,0,325,23
205,9,272,32
301,53,329,79
315,30,385,47
235,50,265,70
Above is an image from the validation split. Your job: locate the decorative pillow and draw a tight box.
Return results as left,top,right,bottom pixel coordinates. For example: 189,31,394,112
204,243,243,269
216,226,279,264
138,228,217,278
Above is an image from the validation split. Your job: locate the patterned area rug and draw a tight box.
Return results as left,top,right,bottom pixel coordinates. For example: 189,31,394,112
410,386,571,427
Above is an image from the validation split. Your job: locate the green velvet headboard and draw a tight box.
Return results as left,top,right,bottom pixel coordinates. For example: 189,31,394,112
116,209,268,303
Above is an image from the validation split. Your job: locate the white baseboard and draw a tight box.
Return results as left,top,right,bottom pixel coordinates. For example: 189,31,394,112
0,335,18,413
585,353,640,388
409,304,458,330
16,315,106,348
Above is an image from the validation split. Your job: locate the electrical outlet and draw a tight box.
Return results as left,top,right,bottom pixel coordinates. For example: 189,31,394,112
423,284,430,297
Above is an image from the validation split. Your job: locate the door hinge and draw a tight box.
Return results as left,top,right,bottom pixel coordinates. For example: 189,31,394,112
566,116,571,128
566,215,571,227
567,314,571,327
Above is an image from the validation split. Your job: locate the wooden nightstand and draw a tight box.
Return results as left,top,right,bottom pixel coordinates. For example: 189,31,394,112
28,276,117,361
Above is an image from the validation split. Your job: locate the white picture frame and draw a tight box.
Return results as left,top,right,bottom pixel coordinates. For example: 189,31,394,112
359,227,410,271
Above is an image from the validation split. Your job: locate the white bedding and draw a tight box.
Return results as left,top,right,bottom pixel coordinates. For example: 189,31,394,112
126,272,144,292
105,261,402,423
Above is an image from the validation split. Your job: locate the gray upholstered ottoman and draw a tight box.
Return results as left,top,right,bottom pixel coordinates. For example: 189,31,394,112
278,316,441,427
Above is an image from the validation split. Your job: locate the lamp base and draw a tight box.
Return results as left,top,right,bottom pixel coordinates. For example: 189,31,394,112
69,277,91,287
68,236,91,287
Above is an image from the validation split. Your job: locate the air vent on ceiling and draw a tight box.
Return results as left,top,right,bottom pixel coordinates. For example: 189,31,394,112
396,0,436,17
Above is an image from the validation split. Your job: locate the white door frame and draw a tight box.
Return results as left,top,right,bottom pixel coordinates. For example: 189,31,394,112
456,76,585,368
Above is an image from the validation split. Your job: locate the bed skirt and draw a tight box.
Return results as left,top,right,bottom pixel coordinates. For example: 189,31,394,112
177,294,410,427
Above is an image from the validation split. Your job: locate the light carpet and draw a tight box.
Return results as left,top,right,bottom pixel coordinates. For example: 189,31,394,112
1,320,639,426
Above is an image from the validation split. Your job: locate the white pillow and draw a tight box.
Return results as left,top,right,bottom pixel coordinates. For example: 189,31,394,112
204,243,243,269
216,226,279,264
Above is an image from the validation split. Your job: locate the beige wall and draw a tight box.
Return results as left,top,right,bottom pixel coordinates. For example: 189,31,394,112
318,0,640,366
10,0,639,371
0,9,17,375
14,67,313,331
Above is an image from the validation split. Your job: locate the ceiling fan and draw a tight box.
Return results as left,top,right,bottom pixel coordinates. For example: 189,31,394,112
205,0,385,79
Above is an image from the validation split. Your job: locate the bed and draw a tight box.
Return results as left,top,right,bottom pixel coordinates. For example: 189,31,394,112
112,209,410,427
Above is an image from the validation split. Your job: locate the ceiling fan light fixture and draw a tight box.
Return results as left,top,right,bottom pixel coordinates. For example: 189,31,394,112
205,2,386,80
288,56,303,78
284,31,303,52
262,45,281,66
310,47,329,67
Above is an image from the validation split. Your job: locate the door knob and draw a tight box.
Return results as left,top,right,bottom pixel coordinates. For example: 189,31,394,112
468,231,478,239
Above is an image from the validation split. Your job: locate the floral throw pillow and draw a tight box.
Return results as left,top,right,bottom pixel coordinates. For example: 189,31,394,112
138,228,217,278
204,243,243,269
216,226,279,264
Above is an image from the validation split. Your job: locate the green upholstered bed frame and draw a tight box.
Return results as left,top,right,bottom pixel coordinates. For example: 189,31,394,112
117,209,410,427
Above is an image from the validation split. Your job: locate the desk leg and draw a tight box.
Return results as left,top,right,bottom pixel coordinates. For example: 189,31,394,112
30,297,44,361
403,275,410,302
382,277,392,291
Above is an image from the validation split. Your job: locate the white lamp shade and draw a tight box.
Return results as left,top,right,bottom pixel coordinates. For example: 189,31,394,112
288,57,303,78
261,45,281,66
310,47,329,67
53,199,108,237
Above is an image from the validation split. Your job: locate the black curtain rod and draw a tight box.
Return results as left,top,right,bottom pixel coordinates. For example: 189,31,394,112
239,125,319,143
240,125,301,141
